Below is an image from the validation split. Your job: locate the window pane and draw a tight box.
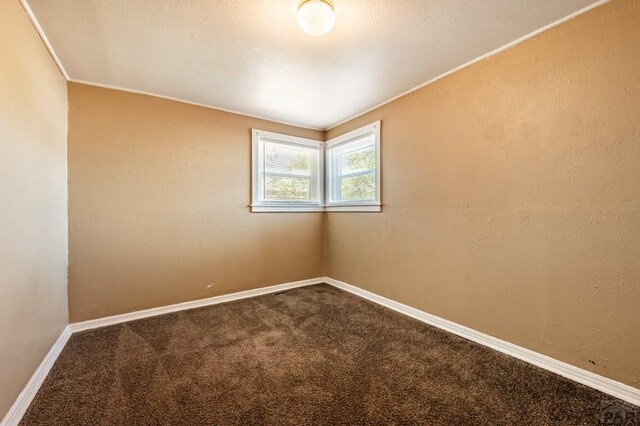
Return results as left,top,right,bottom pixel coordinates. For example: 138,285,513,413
264,142,311,176
341,173,375,202
341,144,375,175
265,176,310,201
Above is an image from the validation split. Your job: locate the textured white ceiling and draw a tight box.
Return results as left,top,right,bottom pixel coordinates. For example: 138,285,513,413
27,0,603,129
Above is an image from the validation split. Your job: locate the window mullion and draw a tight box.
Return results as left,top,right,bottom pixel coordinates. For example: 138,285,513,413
339,169,375,180
264,171,312,179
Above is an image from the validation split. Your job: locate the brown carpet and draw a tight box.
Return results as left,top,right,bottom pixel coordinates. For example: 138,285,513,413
21,284,635,425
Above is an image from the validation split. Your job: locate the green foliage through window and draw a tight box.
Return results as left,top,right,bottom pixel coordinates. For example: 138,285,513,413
342,146,375,174
341,173,375,201
265,144,311,176
265,176,310,201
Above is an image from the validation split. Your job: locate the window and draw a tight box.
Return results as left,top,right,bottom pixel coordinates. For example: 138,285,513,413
251,121,380,213
325,121,381,212
252,130,324,212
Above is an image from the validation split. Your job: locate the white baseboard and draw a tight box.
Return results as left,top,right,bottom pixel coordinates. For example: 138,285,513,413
4,275,637,426
1,326,72,426
2,277,325,425
70,277,325,333
324,277,640,407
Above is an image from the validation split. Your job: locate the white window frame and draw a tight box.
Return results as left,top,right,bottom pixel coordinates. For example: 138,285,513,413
325,121,381,212
251,129,324,213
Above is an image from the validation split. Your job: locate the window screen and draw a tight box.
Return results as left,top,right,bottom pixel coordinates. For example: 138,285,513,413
331,136,376,202
263,142,314,201
326,121,380,210
252,130,323,212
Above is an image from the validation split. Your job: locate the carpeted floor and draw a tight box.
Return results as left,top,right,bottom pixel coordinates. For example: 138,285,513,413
21,284,635,425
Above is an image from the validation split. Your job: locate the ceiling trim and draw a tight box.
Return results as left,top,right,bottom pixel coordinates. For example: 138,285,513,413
69,79,326,132
325,0,611,130
21,0,610,132
19,0,70,80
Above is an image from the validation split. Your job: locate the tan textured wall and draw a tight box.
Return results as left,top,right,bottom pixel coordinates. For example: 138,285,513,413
326,0,640,388
0,0,69,418
67,83,325,322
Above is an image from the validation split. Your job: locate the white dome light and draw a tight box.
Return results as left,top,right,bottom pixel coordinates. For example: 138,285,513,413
297,0,335,37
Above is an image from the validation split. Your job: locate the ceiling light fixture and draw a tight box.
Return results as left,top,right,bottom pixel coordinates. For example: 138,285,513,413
296,0,335,37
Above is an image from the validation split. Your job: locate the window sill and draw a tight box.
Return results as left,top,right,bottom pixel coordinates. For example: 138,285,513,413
324,204,381,212
251,204,382,213
251,205,325,213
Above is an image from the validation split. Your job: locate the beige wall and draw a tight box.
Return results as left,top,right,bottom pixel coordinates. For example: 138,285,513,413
67,83,325,322
0,0,69,419
4,2,637,417
326,0,640,388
